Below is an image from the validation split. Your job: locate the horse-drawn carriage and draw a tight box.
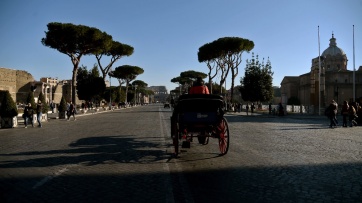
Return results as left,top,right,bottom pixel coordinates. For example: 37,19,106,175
171,94,229,157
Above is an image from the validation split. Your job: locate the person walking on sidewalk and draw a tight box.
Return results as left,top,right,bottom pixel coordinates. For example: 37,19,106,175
67,101,76,121
341,101,349,127
36,100,43,128
278,103,284,116
251,103,255,114
50,100,55,113
348,102,358,127
269,103,272,115
327,100,338,128
357,104,362,125
23,103,34,128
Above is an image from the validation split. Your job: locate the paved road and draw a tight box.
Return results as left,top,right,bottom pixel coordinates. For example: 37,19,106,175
0,104,361,202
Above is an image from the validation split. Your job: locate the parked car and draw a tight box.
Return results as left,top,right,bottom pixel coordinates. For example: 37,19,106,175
164,102,170,108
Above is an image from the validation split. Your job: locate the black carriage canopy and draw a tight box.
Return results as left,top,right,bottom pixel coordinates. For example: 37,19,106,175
175,94,225,114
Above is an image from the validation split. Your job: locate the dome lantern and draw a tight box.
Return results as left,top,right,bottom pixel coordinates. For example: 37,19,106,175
322,33,346,57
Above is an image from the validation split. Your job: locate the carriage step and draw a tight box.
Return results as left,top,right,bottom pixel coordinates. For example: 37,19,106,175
182,141,191,148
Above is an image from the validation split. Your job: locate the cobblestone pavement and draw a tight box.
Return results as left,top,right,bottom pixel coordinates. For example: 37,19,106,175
175,113,362,203
0,104,361,202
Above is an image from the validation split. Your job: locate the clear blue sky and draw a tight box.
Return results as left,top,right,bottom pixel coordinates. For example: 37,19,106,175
1,0,361,92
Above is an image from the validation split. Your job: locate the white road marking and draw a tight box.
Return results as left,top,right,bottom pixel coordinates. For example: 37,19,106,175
32,166,71,189
159,108,194,203
159,109,176,203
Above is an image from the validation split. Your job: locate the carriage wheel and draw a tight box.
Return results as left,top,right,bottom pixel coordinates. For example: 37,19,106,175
218,117,229,155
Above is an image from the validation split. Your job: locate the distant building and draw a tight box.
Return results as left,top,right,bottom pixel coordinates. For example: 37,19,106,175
147,86,168,103
105,80,110,88
0,67,34,103
0,67,83,105
281,33,362,112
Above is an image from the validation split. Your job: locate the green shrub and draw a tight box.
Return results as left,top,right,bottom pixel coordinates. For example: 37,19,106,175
58,96,67,112
26,92,36,110
0,90,18,117
38,92,49,113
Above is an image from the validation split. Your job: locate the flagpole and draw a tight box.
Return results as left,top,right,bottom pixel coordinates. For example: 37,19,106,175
353,25,356,102
318,26,321,115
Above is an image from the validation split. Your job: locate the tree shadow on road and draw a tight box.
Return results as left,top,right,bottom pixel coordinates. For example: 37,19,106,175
0,135,170,168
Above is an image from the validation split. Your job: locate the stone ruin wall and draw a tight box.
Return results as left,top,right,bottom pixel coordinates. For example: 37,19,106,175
1,67,105,106
16,70,35,103
0,68,17,99
0,67,34,103
53,83,64,103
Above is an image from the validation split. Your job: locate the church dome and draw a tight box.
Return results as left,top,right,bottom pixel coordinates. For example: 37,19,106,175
322,33,345,57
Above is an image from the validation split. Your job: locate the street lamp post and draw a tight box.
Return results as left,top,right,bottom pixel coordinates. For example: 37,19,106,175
225,79,227,111
109,73,112,110
134,85,138,105
337,86,339,105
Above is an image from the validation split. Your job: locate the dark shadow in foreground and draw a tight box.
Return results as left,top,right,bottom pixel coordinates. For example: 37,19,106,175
1,163,361,202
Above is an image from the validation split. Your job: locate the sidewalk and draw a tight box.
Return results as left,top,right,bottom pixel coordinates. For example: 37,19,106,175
47,106,122,119
226,110,325,119
16,105,137,127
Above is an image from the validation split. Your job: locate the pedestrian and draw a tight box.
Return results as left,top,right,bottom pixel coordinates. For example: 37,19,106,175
357,105,362,125
66,102,70,119
251,103,255,114
269,103,272,114
246,103,249,115
278,103,284,116
67,101,76,121
36,100,43,128
341,101,349,127
50,100,55,113
348,102,358,127
86,101,90,110
23,103,34,128
327,100,338,128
